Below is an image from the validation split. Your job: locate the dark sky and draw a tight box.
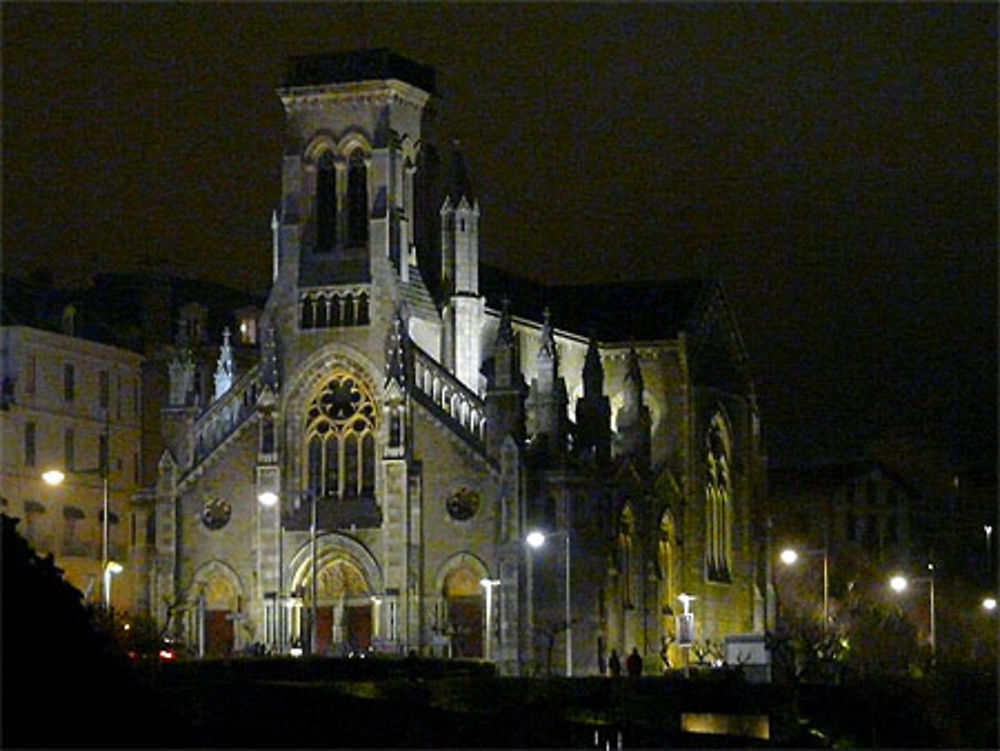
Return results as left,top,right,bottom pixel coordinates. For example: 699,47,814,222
3,3,996,470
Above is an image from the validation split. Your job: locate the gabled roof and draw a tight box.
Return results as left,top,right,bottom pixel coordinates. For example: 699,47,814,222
479,264,710,344
769,458,923,499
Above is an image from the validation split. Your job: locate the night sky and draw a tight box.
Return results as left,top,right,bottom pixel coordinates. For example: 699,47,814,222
3,3,996,470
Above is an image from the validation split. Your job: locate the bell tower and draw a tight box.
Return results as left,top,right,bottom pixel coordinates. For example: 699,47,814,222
274,49,436,292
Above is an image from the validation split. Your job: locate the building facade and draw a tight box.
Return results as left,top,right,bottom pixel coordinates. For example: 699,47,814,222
0,325,144,610
150,49,766,674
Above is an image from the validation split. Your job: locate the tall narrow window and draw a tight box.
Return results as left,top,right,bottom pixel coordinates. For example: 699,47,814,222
99,434,109,475
618,505,635,608
64,364,75,402
24,422,36,467
99,370,110,408
361,434,375,497
705,414,732,583
347,151,368,248
344,435,358,498
316,151,337,252
658,511,675,635
324,436,339,497
64,428,75,471
25,356,36,395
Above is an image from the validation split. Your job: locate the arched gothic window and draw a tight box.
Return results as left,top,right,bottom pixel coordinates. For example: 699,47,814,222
705,414,732,583
658,511,675,633
316,151,337,252
618,504,635,608
347,151,368,248
304,373,377,500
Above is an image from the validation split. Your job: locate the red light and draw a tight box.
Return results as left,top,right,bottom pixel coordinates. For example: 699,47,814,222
159,649,175,661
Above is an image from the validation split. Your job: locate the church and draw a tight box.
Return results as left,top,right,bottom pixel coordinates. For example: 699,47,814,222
153,48,767,676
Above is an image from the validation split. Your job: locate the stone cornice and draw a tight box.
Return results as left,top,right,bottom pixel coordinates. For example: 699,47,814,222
279,80,431,112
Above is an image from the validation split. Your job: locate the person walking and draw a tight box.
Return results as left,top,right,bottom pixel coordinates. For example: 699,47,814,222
626,647,642,677
608,649,622,677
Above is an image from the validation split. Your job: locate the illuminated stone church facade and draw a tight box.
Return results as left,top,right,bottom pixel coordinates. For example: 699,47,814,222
153,49,766,674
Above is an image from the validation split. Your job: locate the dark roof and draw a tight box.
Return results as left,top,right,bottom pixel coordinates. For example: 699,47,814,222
2,271,263,354
282,48,436,94
769,458,923,498
479,265,709,343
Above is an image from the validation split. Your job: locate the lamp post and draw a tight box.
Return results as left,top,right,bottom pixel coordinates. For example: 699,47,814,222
780,547,829,633
310,491,318,656
257,490,282,652
526,529,572,677
479,578,500,662
43,464,111,609
890,562,936,661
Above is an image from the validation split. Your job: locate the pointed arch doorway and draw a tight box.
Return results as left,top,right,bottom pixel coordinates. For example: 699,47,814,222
290,535,383,656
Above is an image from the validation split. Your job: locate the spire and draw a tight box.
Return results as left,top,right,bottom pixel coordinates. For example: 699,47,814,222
539,307,557,359
624,346,644,396
497,298,515,345
575,335,611,465
385,307,408,389
528,308,568,454
583,335,603,398
260,324,278,389
270,209,280,281
449,139,474,203
615,346,651,466
213,328,235,400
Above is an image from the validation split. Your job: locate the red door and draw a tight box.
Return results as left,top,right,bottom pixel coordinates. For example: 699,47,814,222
205,610,233,657
315,606,333,655
345,605,372,652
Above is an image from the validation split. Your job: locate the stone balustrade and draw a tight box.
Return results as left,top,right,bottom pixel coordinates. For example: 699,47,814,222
193,365,263,462
411,344,486,451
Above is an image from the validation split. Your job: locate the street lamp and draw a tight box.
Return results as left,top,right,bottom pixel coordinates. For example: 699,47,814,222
43,464,111,609
479,578,500,662
780,547,829,633
526,529,572,677
983,597,997,612
985,525,993,572
104,560,123,612
889,563,936,660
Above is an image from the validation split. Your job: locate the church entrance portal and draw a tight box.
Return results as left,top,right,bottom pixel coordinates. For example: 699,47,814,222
205,611,233,657
304,557,373,655
444,567,483,658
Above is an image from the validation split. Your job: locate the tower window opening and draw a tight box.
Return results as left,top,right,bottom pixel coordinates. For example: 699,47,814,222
347,151,368,248
316,152,337,252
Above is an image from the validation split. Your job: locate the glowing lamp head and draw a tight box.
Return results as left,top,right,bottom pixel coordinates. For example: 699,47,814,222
42,469,66,486
983,597,997,612
890,575,908,593
257,491,278,507
526,531,546,549
779,549,799,565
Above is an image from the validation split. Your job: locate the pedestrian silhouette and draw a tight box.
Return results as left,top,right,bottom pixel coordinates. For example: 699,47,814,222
626,647,642,677
608,649,622,677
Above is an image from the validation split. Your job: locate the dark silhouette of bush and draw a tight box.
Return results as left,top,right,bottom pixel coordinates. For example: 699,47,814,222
2,513,190,748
